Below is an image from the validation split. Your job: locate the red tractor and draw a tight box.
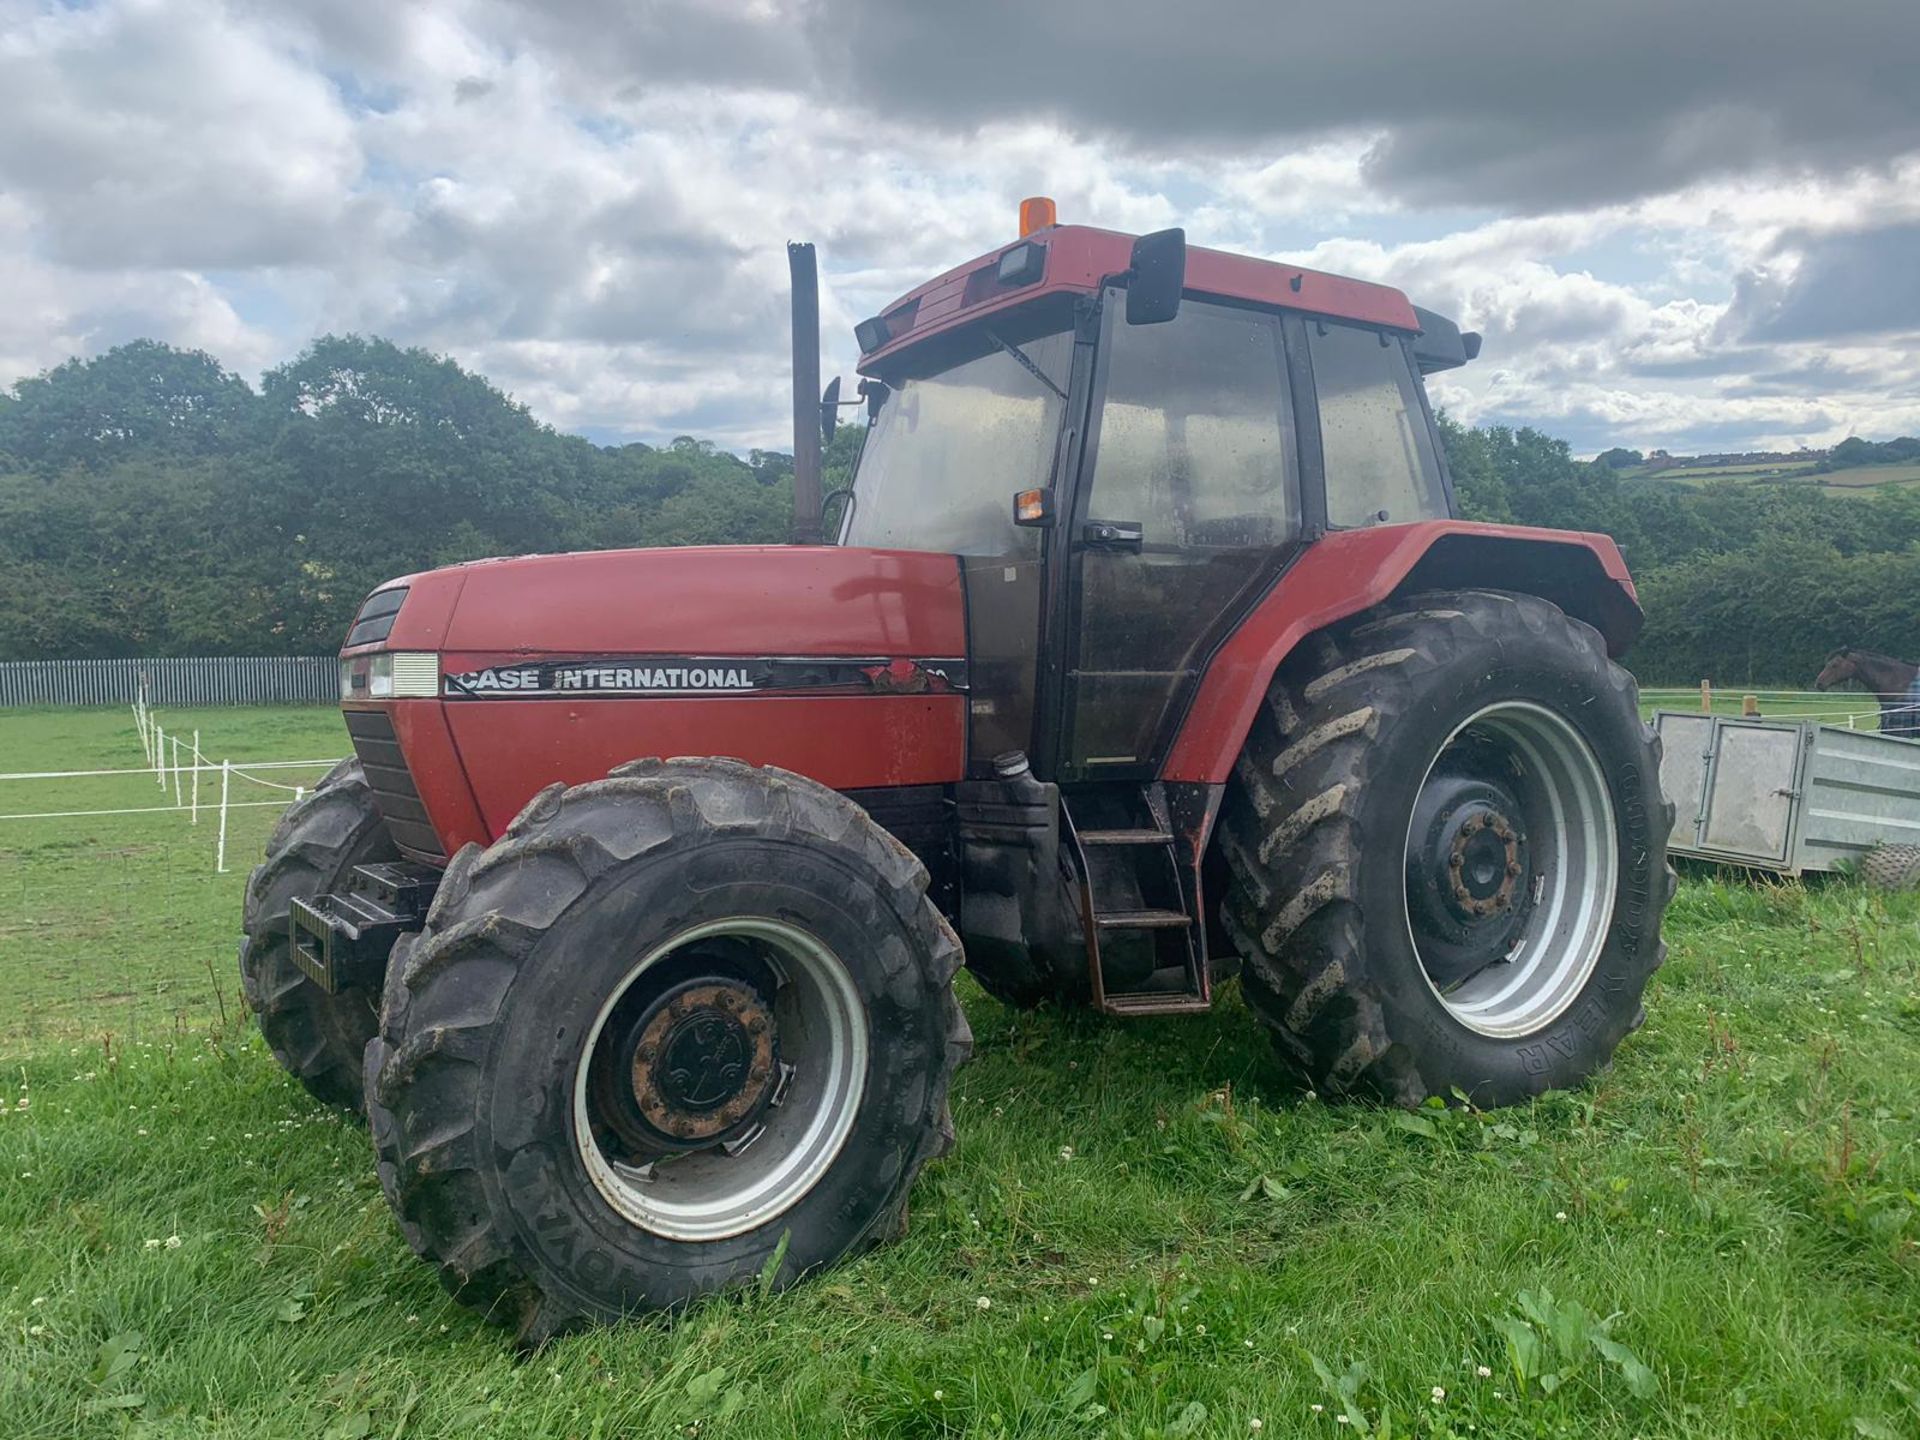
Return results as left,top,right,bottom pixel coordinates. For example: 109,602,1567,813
240,207,1672,1342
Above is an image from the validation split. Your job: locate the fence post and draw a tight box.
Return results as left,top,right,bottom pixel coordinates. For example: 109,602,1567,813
155,725,166,787
1742,694,1759,717
1699,679,1712,713
134,703,149,764
216,760,231,874
172,734,183,806
191,730,200,824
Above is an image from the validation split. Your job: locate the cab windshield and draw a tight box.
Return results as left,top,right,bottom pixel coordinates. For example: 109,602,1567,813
841,313,1073,557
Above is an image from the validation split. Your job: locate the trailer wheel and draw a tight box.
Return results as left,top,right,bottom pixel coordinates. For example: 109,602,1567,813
365,758,970,1344
239,760,397,1113
1219,590,1674,1107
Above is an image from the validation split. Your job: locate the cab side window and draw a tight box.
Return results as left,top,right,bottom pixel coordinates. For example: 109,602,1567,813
1087,302,1295,548
1309,322,1447,527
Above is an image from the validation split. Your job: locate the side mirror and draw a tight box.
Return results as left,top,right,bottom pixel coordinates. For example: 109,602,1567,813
1125,228,1186,325
820,376,841,443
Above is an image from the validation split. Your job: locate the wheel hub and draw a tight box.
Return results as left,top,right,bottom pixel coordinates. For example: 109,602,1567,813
1444,804,1527,919
1406,772,1533,988
599,976,780,1152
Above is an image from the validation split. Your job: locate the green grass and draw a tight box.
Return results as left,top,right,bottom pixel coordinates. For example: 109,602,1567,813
1639,692,1890,730
2,708,1919,1438
0,706,348,1048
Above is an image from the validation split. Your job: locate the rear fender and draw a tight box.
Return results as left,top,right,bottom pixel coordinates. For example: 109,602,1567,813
1161,521,1641,787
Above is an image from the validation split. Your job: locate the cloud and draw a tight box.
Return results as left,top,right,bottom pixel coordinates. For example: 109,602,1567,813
0,0,1918,455
1731,222,1920,344
801,0,1920,213
0,0,361,269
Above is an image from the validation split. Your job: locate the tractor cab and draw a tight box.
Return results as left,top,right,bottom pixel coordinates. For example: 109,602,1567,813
832,215,1463,784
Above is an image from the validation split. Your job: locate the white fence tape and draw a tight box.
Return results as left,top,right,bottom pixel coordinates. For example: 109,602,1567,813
0,681,344,872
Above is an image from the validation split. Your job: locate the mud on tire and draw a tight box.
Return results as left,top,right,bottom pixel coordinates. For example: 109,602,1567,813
1219,590,1675,1107
239,760,397,1114
364,757,971,1345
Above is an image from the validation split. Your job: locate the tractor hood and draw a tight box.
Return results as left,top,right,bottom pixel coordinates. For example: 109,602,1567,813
357,544,967,671
341,546,971,844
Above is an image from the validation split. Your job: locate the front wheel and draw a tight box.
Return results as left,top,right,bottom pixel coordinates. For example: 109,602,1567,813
1220,590,1674,1107
239,760,397,1113
365,758,970,1344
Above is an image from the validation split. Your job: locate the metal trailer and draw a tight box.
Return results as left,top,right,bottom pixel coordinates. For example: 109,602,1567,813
1654,710,1920,873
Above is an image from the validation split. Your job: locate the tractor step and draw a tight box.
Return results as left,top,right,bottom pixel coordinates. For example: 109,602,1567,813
1063,783,1211,1017
1100,992,1214,1016
1094,908,1191,929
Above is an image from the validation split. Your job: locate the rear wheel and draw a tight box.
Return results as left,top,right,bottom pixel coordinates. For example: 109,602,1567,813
1220,590,1674,1106
365,758,970,1343
239,760,397,1114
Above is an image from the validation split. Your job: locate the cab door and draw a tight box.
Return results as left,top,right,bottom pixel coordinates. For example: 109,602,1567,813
1055,294,1304,780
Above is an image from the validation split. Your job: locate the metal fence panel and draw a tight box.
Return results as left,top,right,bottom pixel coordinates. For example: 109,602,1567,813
1797,724,1920,870
0,657,336,708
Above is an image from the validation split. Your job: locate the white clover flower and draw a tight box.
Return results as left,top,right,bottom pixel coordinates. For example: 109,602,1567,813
144,1239,162,1250
1310,1404,1323,1414
28,1325,45,1337
933,1390,944,1401
975,1296,991,1311
1554,1211,1568,1222
164,1235,181,1250
1058,1146,1075,1161
1195,1324,1206,1335
1431,1386,1446,1403
1476,1365,1492,1378
1250,1421,1263,1432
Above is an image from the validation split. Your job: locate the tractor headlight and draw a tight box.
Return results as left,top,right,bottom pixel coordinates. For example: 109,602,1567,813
340,652,439,700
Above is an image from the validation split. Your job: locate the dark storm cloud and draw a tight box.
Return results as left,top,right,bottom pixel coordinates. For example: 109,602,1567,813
1735,223,1920,343
790,0,1920,212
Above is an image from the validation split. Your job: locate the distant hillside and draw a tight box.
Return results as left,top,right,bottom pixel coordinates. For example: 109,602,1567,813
1595,437,1920,496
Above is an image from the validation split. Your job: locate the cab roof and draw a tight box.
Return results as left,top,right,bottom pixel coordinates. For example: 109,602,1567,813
856,224,1420,371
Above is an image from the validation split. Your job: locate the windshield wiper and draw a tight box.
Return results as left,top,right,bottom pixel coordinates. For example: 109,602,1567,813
985,330,1067,401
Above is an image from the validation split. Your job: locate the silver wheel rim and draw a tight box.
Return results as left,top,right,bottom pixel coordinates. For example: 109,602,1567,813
1403,701,1618,1038
572,918,868,1242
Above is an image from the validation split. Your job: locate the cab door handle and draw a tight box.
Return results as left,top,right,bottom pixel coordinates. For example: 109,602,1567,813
1082,519,1144,552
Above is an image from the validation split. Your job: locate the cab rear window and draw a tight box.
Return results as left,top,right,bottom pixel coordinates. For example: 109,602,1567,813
1309,323,1446,527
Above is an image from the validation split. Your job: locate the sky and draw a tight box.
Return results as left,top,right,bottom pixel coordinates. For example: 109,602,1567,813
2,0,1918,457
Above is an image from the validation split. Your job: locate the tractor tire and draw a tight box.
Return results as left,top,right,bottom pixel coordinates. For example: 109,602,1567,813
239,760,398,1114
1858,843,1920,891
364,757,971,1345
1219,590,1674,1108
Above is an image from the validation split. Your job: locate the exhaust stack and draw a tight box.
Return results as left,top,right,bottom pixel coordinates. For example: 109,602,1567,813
788,241,823,545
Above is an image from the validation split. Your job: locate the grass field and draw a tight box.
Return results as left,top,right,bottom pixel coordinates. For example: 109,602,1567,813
2,707,1919,1439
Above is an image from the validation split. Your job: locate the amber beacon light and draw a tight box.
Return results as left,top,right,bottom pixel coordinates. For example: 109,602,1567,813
1018,196,1057,237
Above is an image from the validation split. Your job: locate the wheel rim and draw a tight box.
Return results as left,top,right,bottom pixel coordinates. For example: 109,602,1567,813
1402,701,1617,1038
572,918,868,1242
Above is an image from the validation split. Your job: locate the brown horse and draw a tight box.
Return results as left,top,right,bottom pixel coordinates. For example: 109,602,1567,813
1815,648,1920,735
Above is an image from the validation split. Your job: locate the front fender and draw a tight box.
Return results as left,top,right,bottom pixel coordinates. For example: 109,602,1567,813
1161,521,1641,785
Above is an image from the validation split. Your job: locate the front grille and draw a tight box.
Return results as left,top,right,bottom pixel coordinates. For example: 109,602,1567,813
345,708,445,860
345,586,408,648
